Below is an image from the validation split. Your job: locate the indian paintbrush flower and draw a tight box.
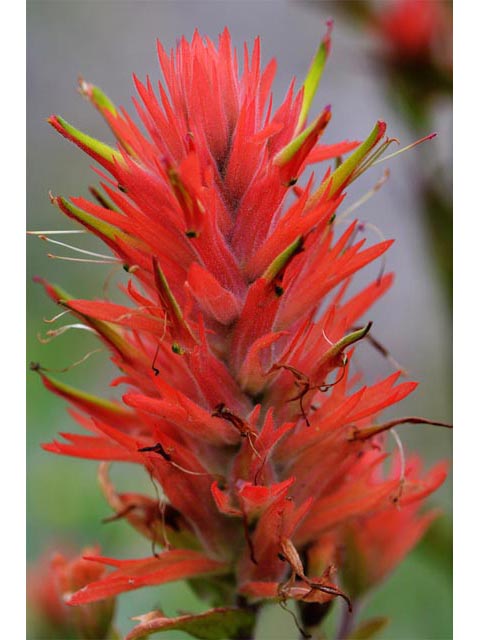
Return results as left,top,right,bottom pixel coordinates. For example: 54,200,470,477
30,26,450,640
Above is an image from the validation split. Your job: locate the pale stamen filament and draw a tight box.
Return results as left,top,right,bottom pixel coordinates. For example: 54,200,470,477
47,254,120,264
37,323,96,343
38,235,117,260
27,229,86,235
336,169,390,224
391,427,406,503
102,264,124,300
43,309,71,324
371,133,437,167
38,348,103,373
321,326,335,347
350,138,399,181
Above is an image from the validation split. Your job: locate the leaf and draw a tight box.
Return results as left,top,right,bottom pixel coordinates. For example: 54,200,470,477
345,616,390,639
125,607,255,640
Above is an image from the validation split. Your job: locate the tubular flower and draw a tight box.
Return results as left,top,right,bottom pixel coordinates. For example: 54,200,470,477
32,27,449,639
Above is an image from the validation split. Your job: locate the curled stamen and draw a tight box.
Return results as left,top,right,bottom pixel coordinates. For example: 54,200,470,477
212,403,262,458
351,137,399,181
151,342,161,376
37,323,96,344
138,443,222,479
318,363,347,392
278,601,311,639
30,348,103,374
273,362,347,426
321,327,335,347
43,309,71,324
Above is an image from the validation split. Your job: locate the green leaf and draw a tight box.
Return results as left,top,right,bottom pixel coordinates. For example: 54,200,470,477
125,607,256,640
345,616,390,639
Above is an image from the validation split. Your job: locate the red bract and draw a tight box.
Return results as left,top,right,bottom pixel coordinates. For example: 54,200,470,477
33,27,448,638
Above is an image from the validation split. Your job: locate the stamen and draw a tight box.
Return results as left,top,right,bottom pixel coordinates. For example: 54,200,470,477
31,348,103,373
336,169,390,224
151,314,168,376
37,323,96,343
37,234,117,260
151,342,161,376
138,443,221,479
47,254,120,264
169,461,215,477
351,326,407,375
321,327,335,347
43,310,71,324
351,137,399,181
27,229,86,235
102,263,124,300
390,428,405,504
212,403,262,457
371,133,437,167
360,221,388,284
147,470,163,556
158,500,172,552
278,601,311,639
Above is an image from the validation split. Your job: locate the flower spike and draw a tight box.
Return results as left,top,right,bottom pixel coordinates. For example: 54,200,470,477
31,27,448,640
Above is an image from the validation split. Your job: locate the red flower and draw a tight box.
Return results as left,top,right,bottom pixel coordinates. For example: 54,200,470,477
27,547,116,639
32,26,448,637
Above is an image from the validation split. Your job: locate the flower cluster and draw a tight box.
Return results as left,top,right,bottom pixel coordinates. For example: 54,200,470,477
32,27,448,639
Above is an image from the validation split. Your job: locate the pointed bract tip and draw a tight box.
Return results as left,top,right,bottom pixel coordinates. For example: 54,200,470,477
376,120,387,137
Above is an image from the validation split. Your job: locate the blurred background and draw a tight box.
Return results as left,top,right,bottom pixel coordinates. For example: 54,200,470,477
27,1,452,638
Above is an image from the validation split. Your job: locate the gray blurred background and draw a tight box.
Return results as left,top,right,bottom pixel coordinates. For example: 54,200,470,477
27,1,452,638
